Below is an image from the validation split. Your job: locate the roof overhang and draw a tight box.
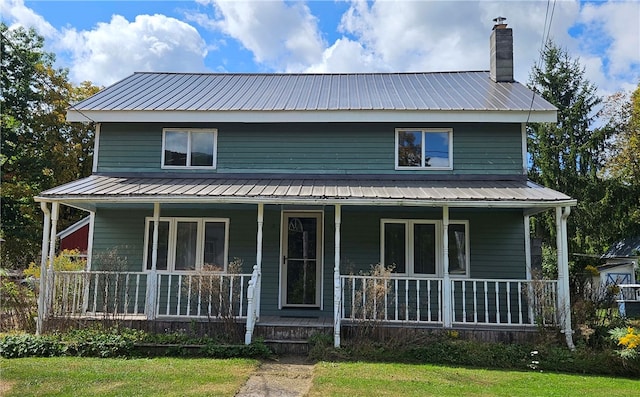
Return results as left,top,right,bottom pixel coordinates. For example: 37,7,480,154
36,174,576,210
67,109,557,124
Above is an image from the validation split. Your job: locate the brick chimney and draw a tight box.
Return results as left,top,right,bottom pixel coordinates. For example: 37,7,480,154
490,17,514,83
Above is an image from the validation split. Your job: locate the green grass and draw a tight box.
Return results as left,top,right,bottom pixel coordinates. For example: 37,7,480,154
0,357,258,397
308,362,640,397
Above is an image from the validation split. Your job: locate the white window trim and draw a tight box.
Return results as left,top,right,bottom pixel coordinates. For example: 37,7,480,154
394,128,453,170
143,217,229,273
380,219,469,277
161,128,218,169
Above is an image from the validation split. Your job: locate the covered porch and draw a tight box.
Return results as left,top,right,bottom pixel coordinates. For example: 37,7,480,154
36,174,576,348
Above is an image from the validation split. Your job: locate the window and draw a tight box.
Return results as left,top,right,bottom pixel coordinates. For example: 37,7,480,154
144,217,228,272
381,219,468,276
162,129,217,168
395,128,452,169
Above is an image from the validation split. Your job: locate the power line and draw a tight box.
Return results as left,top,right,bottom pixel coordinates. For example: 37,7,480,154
526,0,557,126
0,28,97,124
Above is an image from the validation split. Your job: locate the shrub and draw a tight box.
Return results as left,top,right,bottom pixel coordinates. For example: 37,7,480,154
610,326,640,359
0,276,37,332
0,334,64,358
23,249,87,278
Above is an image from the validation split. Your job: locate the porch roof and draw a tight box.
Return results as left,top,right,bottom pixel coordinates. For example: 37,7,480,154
37,174,575,208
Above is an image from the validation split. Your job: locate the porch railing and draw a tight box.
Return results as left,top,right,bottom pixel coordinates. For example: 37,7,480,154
49,271,558,328
48,271,251,319
50,271,148,317
155,273,251,318
341,275,558,326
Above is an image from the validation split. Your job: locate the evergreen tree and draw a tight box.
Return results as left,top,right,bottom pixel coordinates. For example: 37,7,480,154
527,40,611,259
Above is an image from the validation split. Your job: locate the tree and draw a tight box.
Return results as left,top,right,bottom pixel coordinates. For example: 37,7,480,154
527,40,611,258
602,84,640,184
1,23,99,268
598,84,640,236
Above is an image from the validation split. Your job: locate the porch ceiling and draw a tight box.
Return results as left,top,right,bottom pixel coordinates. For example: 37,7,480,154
36,174,575,208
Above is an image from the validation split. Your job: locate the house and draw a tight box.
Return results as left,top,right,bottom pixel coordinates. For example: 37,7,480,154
598,236,640,285
57,217,90,256
35,20,576,348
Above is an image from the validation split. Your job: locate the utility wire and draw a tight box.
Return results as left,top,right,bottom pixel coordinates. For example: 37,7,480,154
526,0,557,125
0,29,97,124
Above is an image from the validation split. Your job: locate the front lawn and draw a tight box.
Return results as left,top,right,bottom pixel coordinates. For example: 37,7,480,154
0,357,258,397
308,362,640,397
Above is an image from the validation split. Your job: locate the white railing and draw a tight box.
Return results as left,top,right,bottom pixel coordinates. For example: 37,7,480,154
154,272,251,318
51,271,147,317
451,279,557,326
48,271,251,320
341,275,443,323
244,265,261,344
340,275,558,326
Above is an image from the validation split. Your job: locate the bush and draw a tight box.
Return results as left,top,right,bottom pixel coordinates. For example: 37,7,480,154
0,328,271,359
0,277,37,332
0,334,64,358
63,327,145,358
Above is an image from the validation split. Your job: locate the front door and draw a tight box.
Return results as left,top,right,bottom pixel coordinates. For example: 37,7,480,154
281,212,322,308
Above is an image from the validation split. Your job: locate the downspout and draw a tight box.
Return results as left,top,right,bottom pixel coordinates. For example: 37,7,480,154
36,202,51,335
555,206,574,350
561,206,574,349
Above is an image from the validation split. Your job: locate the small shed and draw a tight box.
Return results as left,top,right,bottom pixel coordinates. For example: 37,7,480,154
57,217,90,255
598,236,640,286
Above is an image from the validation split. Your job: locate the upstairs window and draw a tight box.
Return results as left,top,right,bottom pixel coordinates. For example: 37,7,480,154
395,128,452,170
162,129,217,168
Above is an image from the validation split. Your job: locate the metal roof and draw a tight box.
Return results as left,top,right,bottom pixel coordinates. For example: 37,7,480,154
37,175,574,208
67,72,557,123
602,236,640,259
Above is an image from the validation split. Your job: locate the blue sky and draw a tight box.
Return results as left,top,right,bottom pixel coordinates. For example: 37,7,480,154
1,0,638,98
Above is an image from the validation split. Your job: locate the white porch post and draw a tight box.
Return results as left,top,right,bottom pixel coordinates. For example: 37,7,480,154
524,215,532,280
245,203,264,345
36,202,51,334
334,204,342,348
146,202,160,320
255,203,264,319
555,206,575,349
442,205,452,327
41,202,59,323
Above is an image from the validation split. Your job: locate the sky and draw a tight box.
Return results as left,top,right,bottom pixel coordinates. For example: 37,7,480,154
1,0,639,100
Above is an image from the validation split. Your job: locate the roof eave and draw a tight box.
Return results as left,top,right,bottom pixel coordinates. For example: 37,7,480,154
35,195,576,208
67,109,557,124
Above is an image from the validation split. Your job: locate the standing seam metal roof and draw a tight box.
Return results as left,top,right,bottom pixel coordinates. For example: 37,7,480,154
38,175,573,205
72,71,556,112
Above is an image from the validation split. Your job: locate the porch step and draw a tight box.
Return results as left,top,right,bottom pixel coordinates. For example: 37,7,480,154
254,317,333,355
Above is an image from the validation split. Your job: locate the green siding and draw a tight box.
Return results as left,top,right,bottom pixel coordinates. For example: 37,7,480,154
89,205,526,318
97,122,523,175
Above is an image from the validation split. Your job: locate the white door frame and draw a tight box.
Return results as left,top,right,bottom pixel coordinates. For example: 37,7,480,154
279,210,324,309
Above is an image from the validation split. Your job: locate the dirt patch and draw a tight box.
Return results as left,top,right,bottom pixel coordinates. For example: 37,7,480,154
0,380,16,395
235,356,315,397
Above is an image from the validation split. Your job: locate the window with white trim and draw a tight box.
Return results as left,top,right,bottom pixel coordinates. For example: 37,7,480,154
162,128,217,168
381,219,469,276
144,217,229,272
395,128,453,169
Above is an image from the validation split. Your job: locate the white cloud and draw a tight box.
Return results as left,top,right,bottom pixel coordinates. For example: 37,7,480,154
59,14,208,86
193,0,326,72
1,0,208,86
577,1,640,94
0,0,57,38
306,37,385,73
